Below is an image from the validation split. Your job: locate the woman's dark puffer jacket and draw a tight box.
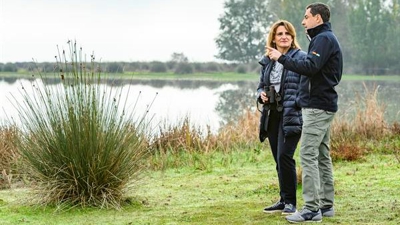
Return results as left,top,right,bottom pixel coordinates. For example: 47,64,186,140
257,48,307,137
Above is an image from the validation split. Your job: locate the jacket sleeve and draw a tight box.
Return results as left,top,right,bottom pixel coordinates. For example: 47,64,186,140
256,56,269,99
278,35,333,77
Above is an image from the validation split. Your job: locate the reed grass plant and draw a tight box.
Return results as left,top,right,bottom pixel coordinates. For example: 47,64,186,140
9,41,150,209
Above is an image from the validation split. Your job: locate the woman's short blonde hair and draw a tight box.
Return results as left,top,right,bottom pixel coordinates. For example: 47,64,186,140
265,20,301,55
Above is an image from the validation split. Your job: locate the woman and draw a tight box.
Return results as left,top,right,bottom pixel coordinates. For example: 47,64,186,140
257,20,306,215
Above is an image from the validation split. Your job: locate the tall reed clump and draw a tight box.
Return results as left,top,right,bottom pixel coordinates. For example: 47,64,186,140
10,41,150,209
331,83,388,161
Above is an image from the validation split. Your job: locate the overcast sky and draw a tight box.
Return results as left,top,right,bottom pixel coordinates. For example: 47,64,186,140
0,0,226,63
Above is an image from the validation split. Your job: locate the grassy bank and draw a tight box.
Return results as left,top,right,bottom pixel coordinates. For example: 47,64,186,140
1,71,400,82
0,150,399,224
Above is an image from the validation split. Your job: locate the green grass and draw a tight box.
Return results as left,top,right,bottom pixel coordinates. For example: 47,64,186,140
342,74,400,81
1,149,399,225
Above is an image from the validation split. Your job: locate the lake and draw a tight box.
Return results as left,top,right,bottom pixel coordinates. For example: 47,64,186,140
0,77,399,134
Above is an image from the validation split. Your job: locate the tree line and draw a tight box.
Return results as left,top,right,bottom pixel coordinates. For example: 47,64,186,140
215,0,400,75
0,60,260,75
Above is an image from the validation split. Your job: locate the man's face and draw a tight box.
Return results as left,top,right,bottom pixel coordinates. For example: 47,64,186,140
302,8,320,30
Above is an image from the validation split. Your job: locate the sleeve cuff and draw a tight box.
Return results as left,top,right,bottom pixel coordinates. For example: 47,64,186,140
278,54,286,64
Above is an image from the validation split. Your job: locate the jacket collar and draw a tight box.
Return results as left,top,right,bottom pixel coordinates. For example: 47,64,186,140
306,22,331,39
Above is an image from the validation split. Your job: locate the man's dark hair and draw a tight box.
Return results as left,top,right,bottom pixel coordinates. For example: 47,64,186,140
306,2,330,22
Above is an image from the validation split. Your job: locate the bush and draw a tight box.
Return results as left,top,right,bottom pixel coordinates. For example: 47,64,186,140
2,63,17,72
11,41,150,209
204,62,220,72
174,63,193,74
165,61,176,70
192,63,204,73
106,62,124,73
236,65,247,74
149,61,167,73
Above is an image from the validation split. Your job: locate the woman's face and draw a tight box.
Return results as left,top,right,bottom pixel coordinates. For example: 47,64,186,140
274,25,293,51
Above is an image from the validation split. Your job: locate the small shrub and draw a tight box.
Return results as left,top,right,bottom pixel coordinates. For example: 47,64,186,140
192,63,204,73
331,141,366,161
2,63,18,72
174,63,193,74
236,65,247,74
390,121,400,135
106,62,124,73
165,61,176,70
204,62,220,72
149,61,167,73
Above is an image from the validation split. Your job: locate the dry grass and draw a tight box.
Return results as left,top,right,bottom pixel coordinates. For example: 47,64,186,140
153,118,216,154
148,82,395,168
216,109,260,151
331,83,392,161
0,126,19,189
148,109,261,170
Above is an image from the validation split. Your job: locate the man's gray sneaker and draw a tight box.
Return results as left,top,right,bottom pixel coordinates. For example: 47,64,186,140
321,207,334,217
282,204,296,215
285,208,322,223
263,201,285,213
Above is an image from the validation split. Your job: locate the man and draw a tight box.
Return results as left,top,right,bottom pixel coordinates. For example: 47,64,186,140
267,2,343,223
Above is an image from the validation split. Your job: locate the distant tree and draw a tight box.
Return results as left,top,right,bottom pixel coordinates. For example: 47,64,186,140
215,0,276,63
41,62,56,72
149,61,167,73
2,63,17,72
174,63,193,74
106,62,123,73
170,52,189,63
272,0,352,60
385,0,400,74
204,62,221,72
236,64,247,74
349,0,391,74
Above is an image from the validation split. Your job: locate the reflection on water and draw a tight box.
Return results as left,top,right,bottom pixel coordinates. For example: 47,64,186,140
0,78,399,134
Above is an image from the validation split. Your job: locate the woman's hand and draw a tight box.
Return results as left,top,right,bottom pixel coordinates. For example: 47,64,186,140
267,47,282,61
261,91,269,103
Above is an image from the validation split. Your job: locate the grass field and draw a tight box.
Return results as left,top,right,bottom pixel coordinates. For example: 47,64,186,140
1,150,399,225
